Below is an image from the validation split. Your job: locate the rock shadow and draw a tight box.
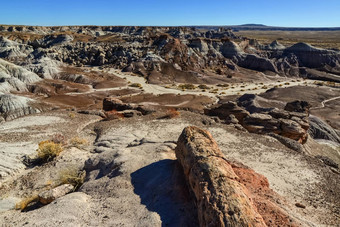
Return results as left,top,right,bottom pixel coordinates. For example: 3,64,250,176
131,159,198,227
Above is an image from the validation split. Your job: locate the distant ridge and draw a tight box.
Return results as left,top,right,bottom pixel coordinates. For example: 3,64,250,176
195,24,340,31
240,24,267,27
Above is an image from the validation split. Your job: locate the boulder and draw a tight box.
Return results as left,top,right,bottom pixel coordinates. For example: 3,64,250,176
204,101,250,123
284,100,311,113
243,113,280,134
175,126,266,227
279,119,307,143
103,97,133,111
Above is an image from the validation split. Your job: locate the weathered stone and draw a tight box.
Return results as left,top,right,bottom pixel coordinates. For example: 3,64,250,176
102,97,133,111
120,110,142,118
205,101,250,123
175,126,266,227
284,100,311,113
279,119,307,143
39,184,74,205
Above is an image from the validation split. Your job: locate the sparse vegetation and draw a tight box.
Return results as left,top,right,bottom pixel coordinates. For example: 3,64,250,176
129,83,143,88
69,137,89,148
198,84,210,89
217,84,229,88
69,112,76,119
58,166,86,189
15,194,39,211
36,141,63,163
178,84,196,90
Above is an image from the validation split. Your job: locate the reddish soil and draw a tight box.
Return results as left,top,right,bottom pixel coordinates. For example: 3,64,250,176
231,162,300,227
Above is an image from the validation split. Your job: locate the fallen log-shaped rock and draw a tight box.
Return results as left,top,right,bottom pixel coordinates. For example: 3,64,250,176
175,126,267,227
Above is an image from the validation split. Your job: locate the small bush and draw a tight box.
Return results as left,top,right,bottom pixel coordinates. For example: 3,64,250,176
178,84,196,90
129,83,142,88
69,112,76,119
37,141,63,163
58,167,86,189
69,137,89,148
198,84,210,89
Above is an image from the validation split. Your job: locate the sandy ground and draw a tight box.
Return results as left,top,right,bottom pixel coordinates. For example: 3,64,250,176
65,67,319,100
0,112,100,182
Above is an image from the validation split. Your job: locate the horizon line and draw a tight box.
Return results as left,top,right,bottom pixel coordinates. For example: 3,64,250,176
1,23,340,29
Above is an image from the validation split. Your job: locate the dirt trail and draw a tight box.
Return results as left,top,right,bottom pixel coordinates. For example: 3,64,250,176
311,96,340,109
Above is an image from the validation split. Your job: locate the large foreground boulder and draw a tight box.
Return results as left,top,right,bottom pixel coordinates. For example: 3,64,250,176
175,126,266,227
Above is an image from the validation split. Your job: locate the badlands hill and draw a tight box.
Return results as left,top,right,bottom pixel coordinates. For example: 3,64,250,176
0,25,339,226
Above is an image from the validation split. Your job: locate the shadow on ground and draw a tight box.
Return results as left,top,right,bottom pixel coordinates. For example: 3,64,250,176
131,159,198,227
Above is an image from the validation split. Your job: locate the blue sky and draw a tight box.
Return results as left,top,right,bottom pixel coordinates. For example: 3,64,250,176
1,0,339,27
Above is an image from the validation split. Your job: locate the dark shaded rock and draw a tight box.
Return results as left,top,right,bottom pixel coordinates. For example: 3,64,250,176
224,114,239,124
103,97,133,111
284,100,311,113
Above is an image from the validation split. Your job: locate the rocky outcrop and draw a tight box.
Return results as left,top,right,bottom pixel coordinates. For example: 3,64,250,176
284,42,340,68
204,101,250,124
0,94,41,120
2,25,340,81
308,115,340,144
175,126,267,227
102,97,155,118
103,97,133,112
0,58,41,92
206,94,310,144
284,100,311,113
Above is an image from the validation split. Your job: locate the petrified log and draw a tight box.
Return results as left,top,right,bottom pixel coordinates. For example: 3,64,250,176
175,126,266,227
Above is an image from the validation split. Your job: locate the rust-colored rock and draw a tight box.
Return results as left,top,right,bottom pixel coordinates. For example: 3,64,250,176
175,126,267,227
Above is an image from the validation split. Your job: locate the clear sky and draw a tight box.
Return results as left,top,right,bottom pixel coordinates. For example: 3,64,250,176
1,0,339,27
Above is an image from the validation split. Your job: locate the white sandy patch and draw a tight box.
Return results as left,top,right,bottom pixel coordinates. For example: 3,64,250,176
0,116,65,132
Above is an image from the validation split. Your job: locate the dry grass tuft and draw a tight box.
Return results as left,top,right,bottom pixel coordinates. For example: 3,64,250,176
69,137,89,148
37,141,63,163
15,194,39,211
58,167,86,189
178,84,196,90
